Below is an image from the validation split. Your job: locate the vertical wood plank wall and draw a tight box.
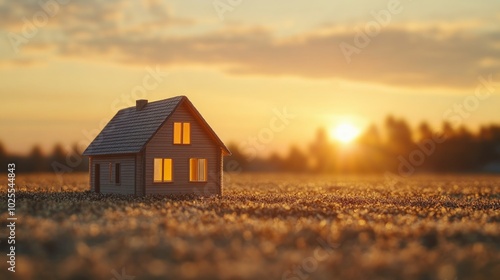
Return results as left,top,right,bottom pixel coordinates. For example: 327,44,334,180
135,152,145,196
145,103,220,195
219,149,223,196
90,155,136,195
89,157,94,191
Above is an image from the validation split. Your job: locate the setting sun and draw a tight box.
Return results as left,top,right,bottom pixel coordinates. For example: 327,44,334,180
331,122,361,144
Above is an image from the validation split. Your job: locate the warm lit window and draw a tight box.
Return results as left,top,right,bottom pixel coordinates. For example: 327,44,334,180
115,163,121,185
190,158,207,182
183,123,190,144
154,158,173,183
173,122,191,144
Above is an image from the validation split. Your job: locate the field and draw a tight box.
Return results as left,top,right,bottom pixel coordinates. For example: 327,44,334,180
0,173,499,280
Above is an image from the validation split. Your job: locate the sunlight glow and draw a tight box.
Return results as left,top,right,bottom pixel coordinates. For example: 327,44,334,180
331,122,361,144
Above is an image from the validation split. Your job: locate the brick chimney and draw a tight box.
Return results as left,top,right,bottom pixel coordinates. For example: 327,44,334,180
136,99,148,111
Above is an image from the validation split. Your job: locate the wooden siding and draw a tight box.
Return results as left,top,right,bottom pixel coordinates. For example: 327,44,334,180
145,103,221,195
219,149,223,196
135,152,145,196
89,157,94,191
90,155,136,195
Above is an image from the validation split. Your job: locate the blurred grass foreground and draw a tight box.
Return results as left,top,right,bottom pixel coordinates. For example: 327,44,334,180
0,173,499,280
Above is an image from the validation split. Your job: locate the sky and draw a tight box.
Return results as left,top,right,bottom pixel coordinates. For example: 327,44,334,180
1,0,499,155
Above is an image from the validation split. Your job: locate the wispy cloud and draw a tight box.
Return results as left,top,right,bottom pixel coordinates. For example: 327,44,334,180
1,0,499,89
57,25,500,89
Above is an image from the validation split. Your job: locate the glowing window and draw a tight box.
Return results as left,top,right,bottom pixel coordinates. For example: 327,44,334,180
173,123,182,144
154,158,173,183
174,122,191,144
190,158,207,182
183,123,191,144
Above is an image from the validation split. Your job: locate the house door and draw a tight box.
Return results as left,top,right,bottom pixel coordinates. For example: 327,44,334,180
95,164,101,193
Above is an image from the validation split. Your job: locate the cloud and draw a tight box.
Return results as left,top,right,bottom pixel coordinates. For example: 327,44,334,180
54,24,499,88
1,1,499,89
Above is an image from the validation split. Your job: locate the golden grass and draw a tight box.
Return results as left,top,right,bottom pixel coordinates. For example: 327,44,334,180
0,173,499,279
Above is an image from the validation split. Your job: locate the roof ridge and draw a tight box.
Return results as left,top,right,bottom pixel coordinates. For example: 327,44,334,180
82,95,230,156
120,95,185,111
83,96,185,156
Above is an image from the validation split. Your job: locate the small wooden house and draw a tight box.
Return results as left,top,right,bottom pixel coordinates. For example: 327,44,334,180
83,96,231,196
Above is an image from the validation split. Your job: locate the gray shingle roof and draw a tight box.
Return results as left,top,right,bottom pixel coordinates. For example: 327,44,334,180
83,96,230,156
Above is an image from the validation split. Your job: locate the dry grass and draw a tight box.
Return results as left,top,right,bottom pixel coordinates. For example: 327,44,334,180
0,173,499,280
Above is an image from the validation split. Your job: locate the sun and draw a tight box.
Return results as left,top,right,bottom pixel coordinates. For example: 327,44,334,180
331,122,361,144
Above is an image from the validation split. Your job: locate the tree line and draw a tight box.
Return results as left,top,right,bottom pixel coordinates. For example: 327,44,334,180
224,116,500,174
0,143,88,173
1,116,499,174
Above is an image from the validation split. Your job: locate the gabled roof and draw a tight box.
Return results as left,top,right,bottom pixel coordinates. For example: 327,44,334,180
83,96,230,156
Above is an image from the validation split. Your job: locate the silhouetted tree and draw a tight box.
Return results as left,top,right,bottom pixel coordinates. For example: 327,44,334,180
309,128,335,173
267,153,284,172
479,125,500,141
0,142,5,158
384,116,414,171
442,121,456,140
385,116,413,150
68,143,89,172
356,124,389,173
358,124,381,147
457,126,473,140
284,145,309,172
28,145,46,172
49,144,67,170
223,143,248,172
0,141,6,169
418,122,434,141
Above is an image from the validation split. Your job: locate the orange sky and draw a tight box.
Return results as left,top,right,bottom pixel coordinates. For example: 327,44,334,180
1,0,499,155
